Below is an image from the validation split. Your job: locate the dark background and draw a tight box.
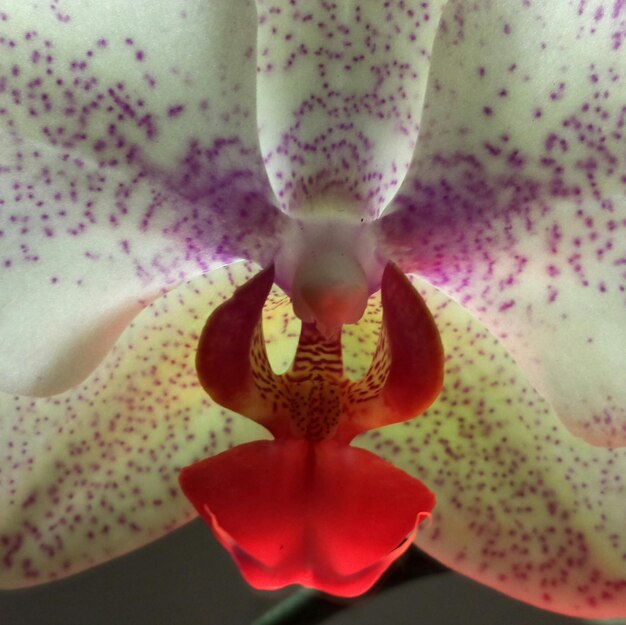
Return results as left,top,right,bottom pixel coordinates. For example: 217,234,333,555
0,519,613,625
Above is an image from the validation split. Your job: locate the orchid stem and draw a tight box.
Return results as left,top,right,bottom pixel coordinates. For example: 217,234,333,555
250,546,448,625
252,589,320,625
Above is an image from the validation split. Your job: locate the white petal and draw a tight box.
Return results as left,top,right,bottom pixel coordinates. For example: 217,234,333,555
256,0,448,217
380,0,626,445
0,1,283,395
0,263,289,588
353,278,626,618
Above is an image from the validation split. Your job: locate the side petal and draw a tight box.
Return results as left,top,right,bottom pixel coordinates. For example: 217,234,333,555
380,0,626,445
255,0,448,217
180,439,434,597
0,263,270,589
0,1,283,395
196,265,288,435
356,276,626,618
342,263,443,439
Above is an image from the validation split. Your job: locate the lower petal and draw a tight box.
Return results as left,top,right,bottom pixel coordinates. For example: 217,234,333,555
354,276,626,617
0,263,268,589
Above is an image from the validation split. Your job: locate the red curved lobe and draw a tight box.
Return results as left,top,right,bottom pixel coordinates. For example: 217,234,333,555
379,263,444,417
179,440,435,597
341,263,444,439
195,265,284,433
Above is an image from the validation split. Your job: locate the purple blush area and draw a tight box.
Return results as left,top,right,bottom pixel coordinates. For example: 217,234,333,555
380,0,626,446
0,4,283,278
0,2,284,394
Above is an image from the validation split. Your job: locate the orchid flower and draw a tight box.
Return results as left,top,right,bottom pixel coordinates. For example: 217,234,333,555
1,0,625,618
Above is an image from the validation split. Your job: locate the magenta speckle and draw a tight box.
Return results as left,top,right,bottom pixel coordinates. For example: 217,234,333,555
167,105,185,118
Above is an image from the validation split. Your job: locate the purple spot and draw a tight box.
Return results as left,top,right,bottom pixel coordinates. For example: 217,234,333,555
167,105,185,118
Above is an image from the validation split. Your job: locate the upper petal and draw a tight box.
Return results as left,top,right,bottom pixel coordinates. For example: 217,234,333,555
255,0,448,217
0,1,283,395
380,0,626,445
354,277,626,618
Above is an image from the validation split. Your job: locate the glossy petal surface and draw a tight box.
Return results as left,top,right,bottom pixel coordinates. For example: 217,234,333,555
381,0,626,445
0,264,272,589
256,0,447,216
0,1,282,395
352,277,626,617
180,439,434,597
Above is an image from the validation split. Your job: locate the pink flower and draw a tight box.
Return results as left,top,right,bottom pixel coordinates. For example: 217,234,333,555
1,0,625,617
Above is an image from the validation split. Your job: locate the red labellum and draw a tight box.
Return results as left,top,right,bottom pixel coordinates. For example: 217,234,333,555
182,263,443,596
179,440,434,596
